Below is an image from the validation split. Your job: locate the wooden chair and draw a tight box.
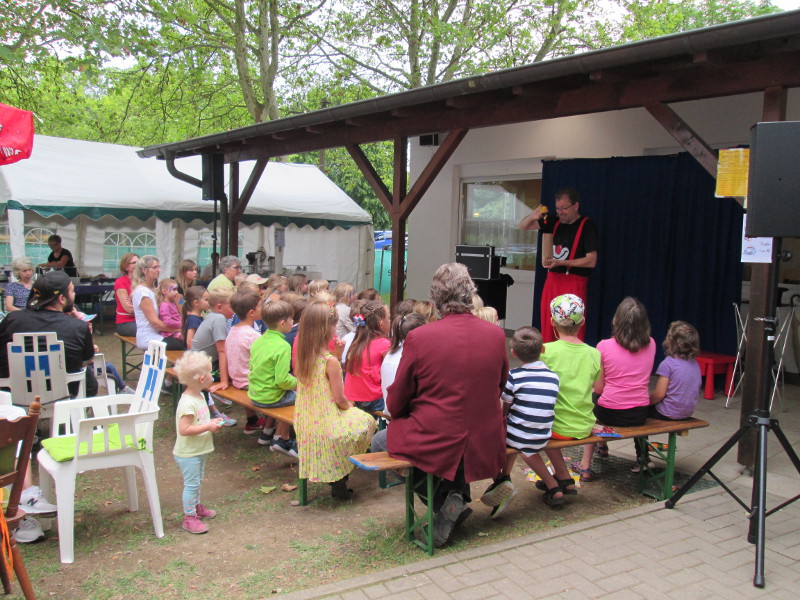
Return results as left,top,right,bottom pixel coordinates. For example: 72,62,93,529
0,399,40,599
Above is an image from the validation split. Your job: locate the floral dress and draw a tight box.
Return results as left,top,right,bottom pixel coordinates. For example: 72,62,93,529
296,353,376,482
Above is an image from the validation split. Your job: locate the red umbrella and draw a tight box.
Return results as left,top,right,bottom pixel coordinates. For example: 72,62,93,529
0,103,34,165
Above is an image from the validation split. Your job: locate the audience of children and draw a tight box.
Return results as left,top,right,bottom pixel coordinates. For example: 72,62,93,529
248,300,299,457
333,282,357,339
343,300,391,414
190,287,236,426
173,351,223,534
225,289,265,435
294,301,377,499
157,278,183,341
593,297,656,469
481,326,563,516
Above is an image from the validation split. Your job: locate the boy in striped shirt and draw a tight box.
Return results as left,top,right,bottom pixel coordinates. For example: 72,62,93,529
480,326,564,517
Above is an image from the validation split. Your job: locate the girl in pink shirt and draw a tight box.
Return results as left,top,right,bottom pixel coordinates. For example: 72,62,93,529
343,300,391,414
593,297,655,465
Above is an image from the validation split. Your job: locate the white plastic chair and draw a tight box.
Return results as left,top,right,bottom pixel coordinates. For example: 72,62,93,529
36,340,167,564
92,353,116,394
0,332,86,430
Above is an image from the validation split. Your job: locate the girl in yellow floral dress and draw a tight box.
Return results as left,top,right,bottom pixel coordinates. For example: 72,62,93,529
295,301,376,499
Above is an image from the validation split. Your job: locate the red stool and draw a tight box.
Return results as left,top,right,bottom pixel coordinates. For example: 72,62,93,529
695,351,736,400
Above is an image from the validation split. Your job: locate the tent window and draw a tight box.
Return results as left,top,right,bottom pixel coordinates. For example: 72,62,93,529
460,177,541,271
197,232,244,270
25,227,56,266
104,233,156,273
0,225,10,267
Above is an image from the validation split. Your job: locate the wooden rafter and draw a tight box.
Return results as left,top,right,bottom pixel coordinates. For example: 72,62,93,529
645,103,718,178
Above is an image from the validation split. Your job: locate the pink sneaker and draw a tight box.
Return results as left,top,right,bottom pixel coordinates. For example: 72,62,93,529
195,504,217,519
182,515,208,534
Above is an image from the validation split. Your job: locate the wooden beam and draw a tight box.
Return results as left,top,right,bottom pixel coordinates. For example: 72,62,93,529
390,137,408,309
400,129,469,218
345,144,393,214
392,137,407,210
645,102,718,178
231,157,268,222
738,85,788,470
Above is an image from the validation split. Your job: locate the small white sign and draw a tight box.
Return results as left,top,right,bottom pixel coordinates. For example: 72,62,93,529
742,215,773,263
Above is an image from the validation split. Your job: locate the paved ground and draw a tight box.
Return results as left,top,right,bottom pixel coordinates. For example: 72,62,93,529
281,385,800,599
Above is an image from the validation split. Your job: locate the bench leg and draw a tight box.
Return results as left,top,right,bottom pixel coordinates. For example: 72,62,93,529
298,478,308,506
639,433,679,501
405,470,436,556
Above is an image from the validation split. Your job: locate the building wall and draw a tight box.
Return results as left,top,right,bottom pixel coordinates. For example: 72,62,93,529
407,91,800,327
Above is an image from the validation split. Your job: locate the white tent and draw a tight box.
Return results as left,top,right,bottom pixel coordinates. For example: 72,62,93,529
0,135,374,288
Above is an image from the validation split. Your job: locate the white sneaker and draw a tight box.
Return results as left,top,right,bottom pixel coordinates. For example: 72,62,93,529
119,385,136,395
20,486,57,515
14,517,45,543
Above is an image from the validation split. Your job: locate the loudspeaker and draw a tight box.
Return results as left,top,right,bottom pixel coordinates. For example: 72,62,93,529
419,133,439,146
746,121,800,238
202,153,225,201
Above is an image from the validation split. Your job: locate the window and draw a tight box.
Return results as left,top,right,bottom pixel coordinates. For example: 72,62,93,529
103,232,156,274
0,225,10,267
24,227,56,266
197,231,244,271
460,178,541,270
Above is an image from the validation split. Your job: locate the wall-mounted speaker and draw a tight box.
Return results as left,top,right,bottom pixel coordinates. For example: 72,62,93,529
419,133,439,146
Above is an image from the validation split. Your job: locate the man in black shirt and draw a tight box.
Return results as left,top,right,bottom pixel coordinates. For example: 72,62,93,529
520,187,598,342
0,270,97,396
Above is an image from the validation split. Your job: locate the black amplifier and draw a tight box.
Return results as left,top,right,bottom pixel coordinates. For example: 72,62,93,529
455,245,505,280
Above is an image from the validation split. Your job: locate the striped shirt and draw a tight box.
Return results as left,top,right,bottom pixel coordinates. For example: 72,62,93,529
502,361,559,455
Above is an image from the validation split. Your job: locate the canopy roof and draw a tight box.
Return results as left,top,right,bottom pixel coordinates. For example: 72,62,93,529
0,135,371,229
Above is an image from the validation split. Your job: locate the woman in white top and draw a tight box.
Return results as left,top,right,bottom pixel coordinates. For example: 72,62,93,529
131,255,184,351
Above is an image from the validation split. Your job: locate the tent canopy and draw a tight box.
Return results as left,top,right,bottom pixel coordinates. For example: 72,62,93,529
0,135,372,229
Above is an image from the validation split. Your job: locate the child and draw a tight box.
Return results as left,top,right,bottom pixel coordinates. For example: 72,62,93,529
284,297,307,350
473,306,499,325
539,294,600,489
412,300,438,322
295,301,377,499
307,279,329,299
593,297,656,469
248,300,299,457
288,273,308,295
175,259,198,297
636,321,702,471
157,279,183,341
381,312,426,416
173,351,223,534
191,287,236,426
226,289,264,435
650,321,701,420
340,299,366,366
182,286,209,349
481,326,563,516
343,300,391,414
333,282,357,339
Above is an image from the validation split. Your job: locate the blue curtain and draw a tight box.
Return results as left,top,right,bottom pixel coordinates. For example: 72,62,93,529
533,153,743,362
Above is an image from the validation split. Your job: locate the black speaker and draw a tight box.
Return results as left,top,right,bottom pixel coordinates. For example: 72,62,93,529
419,133,439,146
745,121,800,238
202,153,225,201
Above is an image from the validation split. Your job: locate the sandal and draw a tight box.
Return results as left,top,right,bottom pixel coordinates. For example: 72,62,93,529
535,477,578,495
570,461,598,482
542,486,566,507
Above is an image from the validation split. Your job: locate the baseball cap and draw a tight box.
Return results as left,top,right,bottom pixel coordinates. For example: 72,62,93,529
27,271,71,310
245,273,268,285
550,293,584,327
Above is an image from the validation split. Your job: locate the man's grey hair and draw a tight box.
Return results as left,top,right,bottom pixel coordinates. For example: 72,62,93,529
429,263,476,316
219,255,241,272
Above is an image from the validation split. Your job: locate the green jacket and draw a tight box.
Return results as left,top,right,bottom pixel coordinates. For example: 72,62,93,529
248,330,297,404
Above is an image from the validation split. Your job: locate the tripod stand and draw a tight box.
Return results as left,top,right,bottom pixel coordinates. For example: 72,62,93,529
665,241,800,588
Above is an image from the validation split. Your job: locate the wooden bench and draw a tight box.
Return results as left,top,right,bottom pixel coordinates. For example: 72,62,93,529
115,334,141,380
350,417,710,556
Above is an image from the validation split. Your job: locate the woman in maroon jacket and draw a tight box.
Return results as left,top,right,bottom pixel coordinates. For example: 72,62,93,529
385,262,508,547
